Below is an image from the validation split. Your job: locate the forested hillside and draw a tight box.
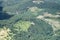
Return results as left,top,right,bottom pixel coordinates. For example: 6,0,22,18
0,0,60,40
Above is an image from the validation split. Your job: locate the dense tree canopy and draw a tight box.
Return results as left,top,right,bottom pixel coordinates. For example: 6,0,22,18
0,0,60,40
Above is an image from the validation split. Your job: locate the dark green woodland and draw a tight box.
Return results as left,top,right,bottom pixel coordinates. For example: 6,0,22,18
0,0,60,40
